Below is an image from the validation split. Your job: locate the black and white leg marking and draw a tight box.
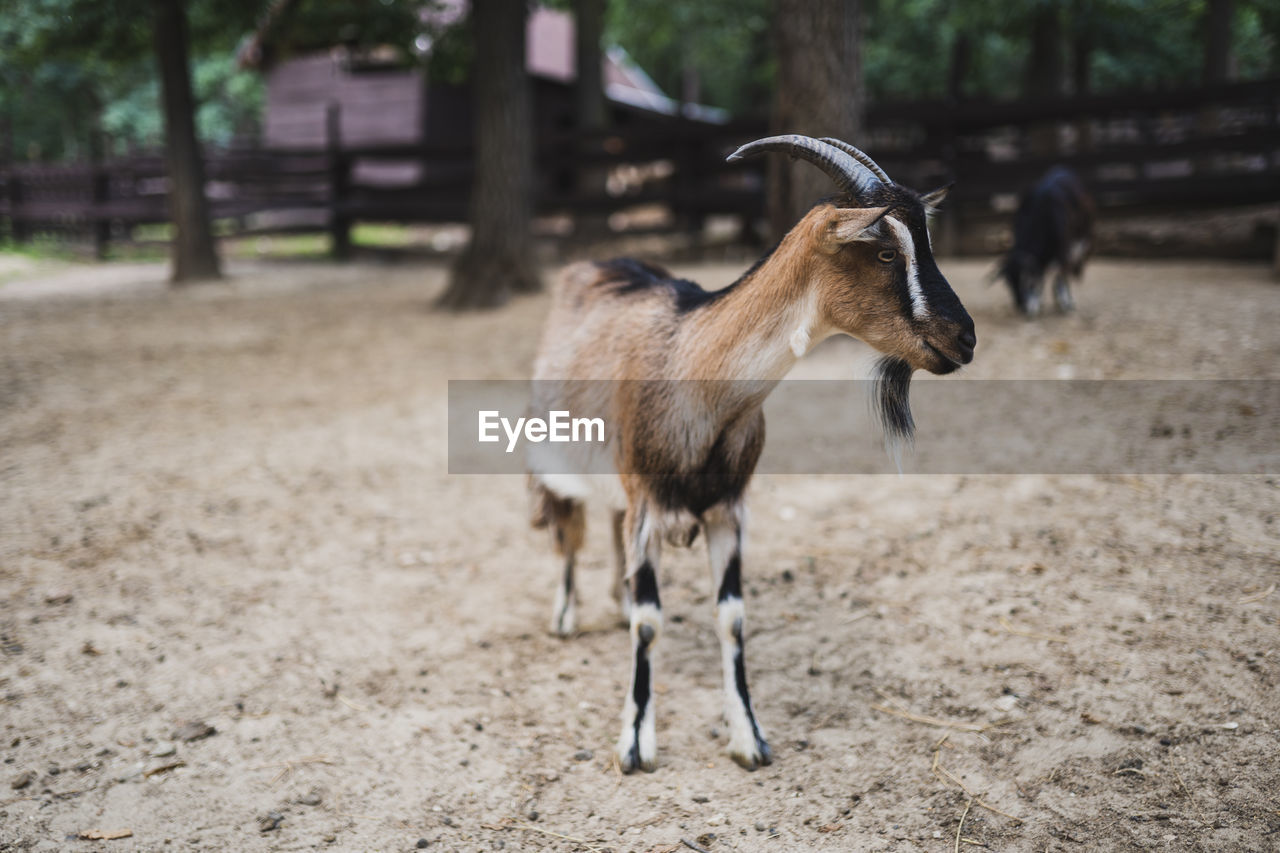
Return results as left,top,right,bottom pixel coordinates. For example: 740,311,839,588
617,507,661,772
551,552,577,636
705,504,770,770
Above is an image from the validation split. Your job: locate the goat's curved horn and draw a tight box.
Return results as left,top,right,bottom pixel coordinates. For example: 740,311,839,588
819,137,891,184
726,134,882,197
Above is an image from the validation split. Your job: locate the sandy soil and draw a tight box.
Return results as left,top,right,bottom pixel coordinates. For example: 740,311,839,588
1,256,1278,852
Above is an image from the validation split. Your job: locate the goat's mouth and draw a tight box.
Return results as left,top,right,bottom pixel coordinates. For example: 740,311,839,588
920,339,971,374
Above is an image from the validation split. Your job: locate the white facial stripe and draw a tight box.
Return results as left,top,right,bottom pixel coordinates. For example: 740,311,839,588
886,217,928,319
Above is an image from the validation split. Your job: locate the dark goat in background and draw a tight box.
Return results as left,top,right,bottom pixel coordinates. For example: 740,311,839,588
998,167,1095,316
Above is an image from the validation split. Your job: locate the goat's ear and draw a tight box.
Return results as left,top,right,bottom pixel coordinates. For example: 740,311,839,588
819,206,890,253
920,184,952,213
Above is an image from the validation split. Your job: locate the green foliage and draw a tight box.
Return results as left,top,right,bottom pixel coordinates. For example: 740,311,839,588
424,12,474,85
605,0,773,114
2,0,1279,164
258,0,423,60
0,0,264,160
865,0,1279,101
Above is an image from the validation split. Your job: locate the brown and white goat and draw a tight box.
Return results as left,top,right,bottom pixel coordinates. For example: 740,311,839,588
528,135,976,773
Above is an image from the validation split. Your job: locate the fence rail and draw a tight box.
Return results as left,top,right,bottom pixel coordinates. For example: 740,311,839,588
1,78,1277,258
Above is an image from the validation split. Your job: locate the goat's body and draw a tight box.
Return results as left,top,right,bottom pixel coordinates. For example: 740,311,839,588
527,136,976,774
530,257,784,770
1001,167,1095,315
531,258,777,531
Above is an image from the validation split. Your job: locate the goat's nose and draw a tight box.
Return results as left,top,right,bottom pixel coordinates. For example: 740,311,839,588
959,328,977,351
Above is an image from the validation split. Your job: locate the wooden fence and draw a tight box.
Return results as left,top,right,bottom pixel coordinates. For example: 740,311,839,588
1,78,1277,259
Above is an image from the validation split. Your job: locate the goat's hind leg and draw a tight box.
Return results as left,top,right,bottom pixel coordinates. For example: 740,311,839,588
705,503,771,770
610,510,631,623
616,504,661,772
532,483,585,637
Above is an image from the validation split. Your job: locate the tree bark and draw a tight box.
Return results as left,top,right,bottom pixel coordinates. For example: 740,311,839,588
574,0,607,131
1203,0,1235,84
768,0,863,241
1026,2,1065,158
573,0,611,241
439,0,540,310
948,33,971,102
152,0,221,283
1026,2,1065,98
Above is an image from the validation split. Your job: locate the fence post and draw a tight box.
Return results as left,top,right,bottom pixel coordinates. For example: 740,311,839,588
9,170,27,245
327,103,351,260
1273,206,1280,280
90,130,110,260
0,117,27,246
674,118,705,245
0,116,9,245
937,105,959,257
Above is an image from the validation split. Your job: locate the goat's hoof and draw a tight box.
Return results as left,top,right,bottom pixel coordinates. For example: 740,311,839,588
728,737,772,771
549,605,577,638
616,739,656,774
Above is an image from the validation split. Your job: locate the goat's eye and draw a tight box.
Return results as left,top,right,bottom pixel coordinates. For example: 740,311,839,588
877,250,897,263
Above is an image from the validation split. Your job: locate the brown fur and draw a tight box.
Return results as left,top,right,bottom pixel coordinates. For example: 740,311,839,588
529,198,974,530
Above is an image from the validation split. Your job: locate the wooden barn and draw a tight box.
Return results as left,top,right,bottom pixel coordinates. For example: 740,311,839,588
238,4,723,154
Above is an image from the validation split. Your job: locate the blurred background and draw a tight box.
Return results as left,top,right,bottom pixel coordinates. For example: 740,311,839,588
0,0,1278,303
2,5,1278,849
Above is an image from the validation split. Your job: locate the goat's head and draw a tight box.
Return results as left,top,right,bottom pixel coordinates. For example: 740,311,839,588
998,251,1044,316
729,136,976,443
729,135,976,377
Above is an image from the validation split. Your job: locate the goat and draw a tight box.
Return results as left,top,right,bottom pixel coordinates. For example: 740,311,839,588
997,166,1095,316
527,135,976,773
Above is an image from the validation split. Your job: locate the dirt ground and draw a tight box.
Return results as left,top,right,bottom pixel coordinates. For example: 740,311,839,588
1,255,1277,852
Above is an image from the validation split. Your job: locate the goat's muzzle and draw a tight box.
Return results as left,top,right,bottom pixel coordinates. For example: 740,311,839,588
920,322,976,375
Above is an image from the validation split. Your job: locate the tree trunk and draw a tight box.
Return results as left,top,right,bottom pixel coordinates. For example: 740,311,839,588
573,0,611,241
1204,0,1235,84
1026,2,1065,157
574,0,607,131
152,0,220,283
1026,2,1065,98
948,33,971,102
768,0,863,241
439,0,540,310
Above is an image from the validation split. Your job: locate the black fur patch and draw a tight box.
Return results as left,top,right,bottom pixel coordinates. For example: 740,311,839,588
594,258,735,314
731,619,769,764
872,356,915,446
717,552,742,603
633,561,660,606
642,418,764,516
630,632,651,762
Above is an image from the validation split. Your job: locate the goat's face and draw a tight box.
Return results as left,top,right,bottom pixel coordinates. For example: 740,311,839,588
811,189,976,375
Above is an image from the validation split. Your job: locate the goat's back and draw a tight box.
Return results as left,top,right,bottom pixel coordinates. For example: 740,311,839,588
532,259,696,383
1013,168,1095,265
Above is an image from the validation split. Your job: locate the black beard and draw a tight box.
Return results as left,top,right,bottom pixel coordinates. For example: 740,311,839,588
872,356,915,447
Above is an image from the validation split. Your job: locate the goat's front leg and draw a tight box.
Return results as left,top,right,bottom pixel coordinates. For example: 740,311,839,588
1053,269,1075,313
705,504,771,770
616,505,661,772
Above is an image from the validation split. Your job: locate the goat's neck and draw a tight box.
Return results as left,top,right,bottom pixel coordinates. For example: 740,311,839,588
675,231,827,384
